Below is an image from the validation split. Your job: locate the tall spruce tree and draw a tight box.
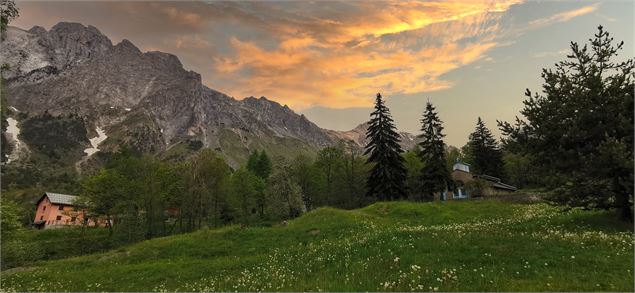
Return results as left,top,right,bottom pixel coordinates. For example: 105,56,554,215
465,117,504,178
364,93,407,200
418,102,452,200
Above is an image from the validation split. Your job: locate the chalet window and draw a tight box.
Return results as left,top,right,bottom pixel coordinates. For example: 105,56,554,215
58,205,64,210
40,216,43,220
56,216,62,221
43,206,46,211
71,217,76,222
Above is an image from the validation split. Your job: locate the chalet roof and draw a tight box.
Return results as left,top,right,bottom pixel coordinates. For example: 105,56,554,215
474,174,502,182
473,174,517,191
491,182,517,191
35,192,79,206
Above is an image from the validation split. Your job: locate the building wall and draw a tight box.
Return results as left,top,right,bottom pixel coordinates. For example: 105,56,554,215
34,197,103,229
430,170,515,201
451,170,474,183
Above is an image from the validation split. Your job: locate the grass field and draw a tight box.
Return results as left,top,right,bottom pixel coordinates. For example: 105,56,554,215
1,199,633,292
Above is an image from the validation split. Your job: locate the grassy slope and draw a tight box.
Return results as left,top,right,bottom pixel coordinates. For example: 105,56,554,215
1,200,633,292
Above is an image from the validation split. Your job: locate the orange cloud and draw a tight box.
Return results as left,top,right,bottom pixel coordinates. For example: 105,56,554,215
210,1,516,109
12,0,521,110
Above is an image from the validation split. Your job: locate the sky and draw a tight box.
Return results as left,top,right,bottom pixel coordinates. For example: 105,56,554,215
11,0,634,147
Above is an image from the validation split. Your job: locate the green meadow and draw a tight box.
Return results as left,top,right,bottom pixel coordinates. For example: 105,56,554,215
1,199,633,292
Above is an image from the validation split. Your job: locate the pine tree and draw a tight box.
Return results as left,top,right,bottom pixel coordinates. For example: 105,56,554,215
247,150,272,179
256,150,272,179
246,150,259,174
418,102,451,200
364,93,407,200
499,26,634,221
465,117,504,178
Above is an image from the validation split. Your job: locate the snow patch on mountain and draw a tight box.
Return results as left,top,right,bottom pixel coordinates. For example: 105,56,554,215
6,118,25,163
84,127,108,156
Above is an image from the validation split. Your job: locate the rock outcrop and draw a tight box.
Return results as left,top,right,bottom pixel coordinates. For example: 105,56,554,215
1,22,415,167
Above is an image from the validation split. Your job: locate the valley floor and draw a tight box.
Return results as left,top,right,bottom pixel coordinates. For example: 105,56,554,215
1,199,633,292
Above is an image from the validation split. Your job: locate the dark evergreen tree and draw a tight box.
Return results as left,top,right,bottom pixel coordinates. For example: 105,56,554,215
246,150,259,172
418,102,452,200
499,26,634,221
464,117,504,178
256,150,272,179
364,93,407,200
246,150,272,179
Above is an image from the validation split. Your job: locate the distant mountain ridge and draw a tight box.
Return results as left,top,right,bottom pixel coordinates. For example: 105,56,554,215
1,22,416,167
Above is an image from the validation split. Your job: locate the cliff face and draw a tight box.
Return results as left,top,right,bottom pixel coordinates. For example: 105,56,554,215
327,122,419,151
1,22,414,167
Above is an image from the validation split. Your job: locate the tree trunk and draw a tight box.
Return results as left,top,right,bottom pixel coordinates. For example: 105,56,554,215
615,175,633,222
105,214,113,236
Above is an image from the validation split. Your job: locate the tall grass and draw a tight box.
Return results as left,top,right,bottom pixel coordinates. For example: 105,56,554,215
1,200,633,291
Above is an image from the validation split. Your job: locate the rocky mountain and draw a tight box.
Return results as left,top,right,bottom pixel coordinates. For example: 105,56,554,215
1,22,415,167
327,122,418,151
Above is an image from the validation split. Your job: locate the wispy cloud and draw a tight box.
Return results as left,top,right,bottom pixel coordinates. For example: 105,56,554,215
206,1,520,109
532,49,569,58
13,1,524,109
528,3,600,29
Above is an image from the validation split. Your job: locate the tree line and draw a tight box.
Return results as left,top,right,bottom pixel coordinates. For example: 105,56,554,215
1,26,631,247
365,26,633,221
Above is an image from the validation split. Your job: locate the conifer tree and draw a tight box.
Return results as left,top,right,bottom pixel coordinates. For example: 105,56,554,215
418,102,451,200
464,117,504,178
364,93,407,200
256,150,272,179
499,26,634,220
246,150,259,173
247,150,272,179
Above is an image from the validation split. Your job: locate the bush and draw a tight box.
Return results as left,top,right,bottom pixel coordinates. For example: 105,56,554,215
465,179,490,197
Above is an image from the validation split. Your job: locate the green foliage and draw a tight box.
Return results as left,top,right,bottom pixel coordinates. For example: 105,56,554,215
498,26,634,220
340,142,369,209
20,112,89,162
0,0,19,40
464,117,504,178
402,150,423,201
418,101,452,199
503,152,539,189
315,146,345,206
364,93,407,200
444,145,461,172
229,168,265,222
247,150,272,179
464,178,490,197
289,145,368,210
1,198,22,237
2,200,632,291
265,160,305,220
0,228,128,270
289,154,324,210
183,149,232,228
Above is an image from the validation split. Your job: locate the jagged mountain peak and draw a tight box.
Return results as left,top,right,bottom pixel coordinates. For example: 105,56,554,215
27,25,46,35
49,22,104,35
2,21,420,168
2,21,343,167
327,122,418,151
114,39,141,55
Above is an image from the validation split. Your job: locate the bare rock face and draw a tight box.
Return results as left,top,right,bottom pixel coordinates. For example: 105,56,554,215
328,122,419,152
1,22,341,166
